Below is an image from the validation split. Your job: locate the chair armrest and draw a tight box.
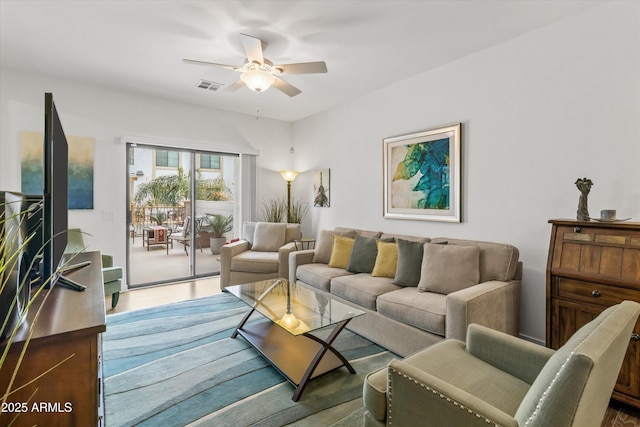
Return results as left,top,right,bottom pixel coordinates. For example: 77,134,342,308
278,241,298,281
445,279,521,341
466,324,554,385
101,253,113,268
288,249,315,284
220,240,251,287
387,359,518,427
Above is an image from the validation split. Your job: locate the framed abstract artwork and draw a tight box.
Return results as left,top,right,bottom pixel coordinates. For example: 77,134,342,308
313,168,330,207
383,123,461,222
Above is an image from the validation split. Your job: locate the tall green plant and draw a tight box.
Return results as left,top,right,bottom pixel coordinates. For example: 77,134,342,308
260,197,287,223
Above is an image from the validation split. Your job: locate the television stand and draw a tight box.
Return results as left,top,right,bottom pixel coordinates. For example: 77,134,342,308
0,251,106,426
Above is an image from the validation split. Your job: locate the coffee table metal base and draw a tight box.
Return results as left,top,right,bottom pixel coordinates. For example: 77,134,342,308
231,318,355,401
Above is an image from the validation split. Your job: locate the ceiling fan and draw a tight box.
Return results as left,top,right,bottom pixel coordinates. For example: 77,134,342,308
183,33,327,97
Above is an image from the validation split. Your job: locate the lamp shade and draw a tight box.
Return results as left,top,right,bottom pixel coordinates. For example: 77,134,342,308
241,70,276,93
279,170,299,182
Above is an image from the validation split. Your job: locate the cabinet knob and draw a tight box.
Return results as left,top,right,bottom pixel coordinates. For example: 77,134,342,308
591,290,601,297
632,334,640,342
574,226,581,233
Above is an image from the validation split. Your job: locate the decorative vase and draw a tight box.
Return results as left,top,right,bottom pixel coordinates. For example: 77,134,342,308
210,237,226,254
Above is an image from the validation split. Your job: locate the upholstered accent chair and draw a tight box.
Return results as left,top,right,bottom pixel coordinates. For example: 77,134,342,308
64,228,123,308
363,300,640,427
220,221,302,288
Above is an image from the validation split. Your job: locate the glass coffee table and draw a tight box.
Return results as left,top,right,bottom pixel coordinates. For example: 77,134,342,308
226,279,364,401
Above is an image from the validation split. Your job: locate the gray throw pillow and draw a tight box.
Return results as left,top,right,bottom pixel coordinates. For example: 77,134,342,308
347,234,379,273
251,222,286,252
417,243,480,294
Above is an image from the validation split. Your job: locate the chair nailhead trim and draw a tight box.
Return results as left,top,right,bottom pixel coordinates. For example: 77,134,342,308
388,367,502,427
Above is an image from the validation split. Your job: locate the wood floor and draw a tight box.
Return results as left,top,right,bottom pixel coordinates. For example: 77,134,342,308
106,279,640,426
105,276,222,314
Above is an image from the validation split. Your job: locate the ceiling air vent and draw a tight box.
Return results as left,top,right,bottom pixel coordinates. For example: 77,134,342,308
196,79,224,91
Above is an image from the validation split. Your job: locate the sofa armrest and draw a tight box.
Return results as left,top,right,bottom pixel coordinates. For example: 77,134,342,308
466,324,554,385
288,249,315,284
220,240,251,287
278,241,299,281
445,279,521,341
387,359,518,427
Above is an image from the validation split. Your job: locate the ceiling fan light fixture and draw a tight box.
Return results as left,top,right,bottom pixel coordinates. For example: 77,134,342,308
241,69,275,93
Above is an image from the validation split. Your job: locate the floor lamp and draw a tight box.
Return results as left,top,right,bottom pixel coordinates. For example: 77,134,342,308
279,170,299,222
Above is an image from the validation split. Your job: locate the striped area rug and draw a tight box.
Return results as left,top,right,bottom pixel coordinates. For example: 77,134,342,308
103,293,395,427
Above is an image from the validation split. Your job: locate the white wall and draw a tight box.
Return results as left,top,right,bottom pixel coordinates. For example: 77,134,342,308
0,70,293,279
291,1,640,343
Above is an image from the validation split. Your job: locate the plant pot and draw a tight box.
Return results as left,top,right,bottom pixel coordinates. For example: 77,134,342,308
210,237,226,254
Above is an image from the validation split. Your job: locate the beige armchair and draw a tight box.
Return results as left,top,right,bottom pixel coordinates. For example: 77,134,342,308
220,221,302,288
363,300,640,427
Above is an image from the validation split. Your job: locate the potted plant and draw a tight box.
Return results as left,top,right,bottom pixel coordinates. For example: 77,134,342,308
205,214,232,254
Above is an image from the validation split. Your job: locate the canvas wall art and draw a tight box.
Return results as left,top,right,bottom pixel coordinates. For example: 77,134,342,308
21,131,95,209
383,123,461,222
313,168,330,207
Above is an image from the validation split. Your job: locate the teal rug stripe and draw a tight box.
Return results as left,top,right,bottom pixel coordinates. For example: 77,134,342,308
103,293,396,427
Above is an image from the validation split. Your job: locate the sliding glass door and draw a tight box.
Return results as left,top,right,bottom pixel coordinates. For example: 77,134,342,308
126,143,239,287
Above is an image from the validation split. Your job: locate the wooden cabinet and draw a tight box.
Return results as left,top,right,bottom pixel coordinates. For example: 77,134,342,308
0,251,106,426
546,219,640,408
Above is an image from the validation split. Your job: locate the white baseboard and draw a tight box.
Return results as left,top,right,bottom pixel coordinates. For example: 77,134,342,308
518,333,545,346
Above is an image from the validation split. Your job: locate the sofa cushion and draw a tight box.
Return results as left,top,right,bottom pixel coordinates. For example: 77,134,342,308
417,243,480,294
284,223,302,243
296,263,353,292
331,274,400,310
313,229,356,264
347,234,379,273
242,222,257,246
328,235,355,269
431,238,520,282
371,240,398,278
380,233,430,244
377,288,447,336
231,250,279,273
252,222,286,251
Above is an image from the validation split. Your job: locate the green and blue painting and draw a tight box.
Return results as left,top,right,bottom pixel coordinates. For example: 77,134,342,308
21,131,94,209
391,137,450,210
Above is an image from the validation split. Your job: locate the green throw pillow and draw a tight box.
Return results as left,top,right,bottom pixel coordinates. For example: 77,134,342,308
393,239,424,287
347,234,379,273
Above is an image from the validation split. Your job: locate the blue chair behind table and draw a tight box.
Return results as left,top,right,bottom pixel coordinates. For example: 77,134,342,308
64,228,123,308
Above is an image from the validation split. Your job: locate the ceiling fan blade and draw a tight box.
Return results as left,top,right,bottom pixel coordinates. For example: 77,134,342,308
240,33,264,65
273,61,328,75
272,76,301,97
182,59,240,71
225,79,246,92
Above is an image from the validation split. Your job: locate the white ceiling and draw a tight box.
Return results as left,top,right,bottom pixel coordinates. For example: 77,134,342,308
0,0,600,122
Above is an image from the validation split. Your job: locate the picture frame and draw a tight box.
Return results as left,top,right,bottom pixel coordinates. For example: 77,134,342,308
383,123,461,222
313,168,330,207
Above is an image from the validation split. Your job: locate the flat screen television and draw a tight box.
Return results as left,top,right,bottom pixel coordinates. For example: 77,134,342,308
42,92,69,283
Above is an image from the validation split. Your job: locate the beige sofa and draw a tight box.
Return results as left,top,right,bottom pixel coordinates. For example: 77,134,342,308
220,221,302,288
290,227,522,357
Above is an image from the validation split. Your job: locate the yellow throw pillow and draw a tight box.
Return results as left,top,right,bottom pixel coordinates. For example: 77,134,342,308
328,235,355,269
371,240,398,278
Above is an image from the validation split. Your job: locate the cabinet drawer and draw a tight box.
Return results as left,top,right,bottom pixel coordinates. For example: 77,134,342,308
557,278,640,306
